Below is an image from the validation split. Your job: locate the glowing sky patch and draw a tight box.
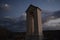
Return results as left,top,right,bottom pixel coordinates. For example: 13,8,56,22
0,3,10,10
4,4,9,8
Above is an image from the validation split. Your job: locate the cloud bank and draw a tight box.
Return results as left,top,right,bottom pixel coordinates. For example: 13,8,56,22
43,18,60,30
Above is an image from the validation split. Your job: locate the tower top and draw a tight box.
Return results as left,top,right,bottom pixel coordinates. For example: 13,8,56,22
26,4,41,13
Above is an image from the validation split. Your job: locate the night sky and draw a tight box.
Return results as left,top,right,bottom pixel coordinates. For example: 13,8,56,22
0,0,60,32
0,0,60,18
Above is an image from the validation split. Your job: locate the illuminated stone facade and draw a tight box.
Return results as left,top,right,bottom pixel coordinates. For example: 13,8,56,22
25,5,43,40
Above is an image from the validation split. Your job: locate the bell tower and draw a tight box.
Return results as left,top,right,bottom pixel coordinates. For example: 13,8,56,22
25,5,43,40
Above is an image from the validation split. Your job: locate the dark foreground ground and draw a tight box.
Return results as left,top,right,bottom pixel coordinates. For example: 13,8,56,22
43,30,60,40
0,27,60,40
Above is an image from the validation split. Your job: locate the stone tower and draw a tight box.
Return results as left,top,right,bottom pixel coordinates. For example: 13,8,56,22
25,5,43,40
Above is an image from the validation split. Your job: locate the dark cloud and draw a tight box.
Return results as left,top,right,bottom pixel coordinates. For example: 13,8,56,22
52,11,60,18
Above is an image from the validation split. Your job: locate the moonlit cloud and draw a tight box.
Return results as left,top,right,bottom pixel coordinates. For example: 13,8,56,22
20,13,26,20
43,18,60,30
50,16,55,18
22,13,26,17
4,16,12,19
